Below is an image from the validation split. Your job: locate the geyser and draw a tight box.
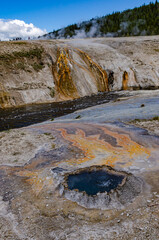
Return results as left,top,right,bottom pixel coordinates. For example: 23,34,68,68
67,170,124,196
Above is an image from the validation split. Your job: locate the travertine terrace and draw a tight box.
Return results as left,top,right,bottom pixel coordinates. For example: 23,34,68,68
0,36,159,239
0,35,159,108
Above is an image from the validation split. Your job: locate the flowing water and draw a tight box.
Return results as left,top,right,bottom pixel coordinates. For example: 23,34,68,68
0,92,121,131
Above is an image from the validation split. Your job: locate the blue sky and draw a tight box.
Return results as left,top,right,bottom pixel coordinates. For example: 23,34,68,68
0,0,156,32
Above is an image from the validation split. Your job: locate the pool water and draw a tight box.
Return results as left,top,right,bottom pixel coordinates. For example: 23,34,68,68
67,170,124,196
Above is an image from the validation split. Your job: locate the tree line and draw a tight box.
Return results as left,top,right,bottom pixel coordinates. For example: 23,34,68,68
42,1,159,39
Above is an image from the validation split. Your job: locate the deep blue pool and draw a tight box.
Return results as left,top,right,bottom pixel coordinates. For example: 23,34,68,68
67,170,124,196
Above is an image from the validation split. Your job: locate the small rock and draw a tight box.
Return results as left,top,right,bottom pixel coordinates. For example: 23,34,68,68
75,115,81,119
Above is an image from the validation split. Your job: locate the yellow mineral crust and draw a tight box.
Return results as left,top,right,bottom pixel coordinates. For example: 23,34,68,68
52,48,79,99
122,71,129,90
75,48,109,92
52,46,109,101
10,123,151,196
58,126,150,168
16,170,53,196
0,83,11,108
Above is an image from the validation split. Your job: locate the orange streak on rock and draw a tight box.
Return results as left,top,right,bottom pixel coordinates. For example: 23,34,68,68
12,124,151,194
16,170,53,196
58,126,151,168
101,127,150,161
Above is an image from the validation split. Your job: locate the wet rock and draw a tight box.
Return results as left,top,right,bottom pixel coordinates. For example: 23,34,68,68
1,36,159,108
56,165,144,209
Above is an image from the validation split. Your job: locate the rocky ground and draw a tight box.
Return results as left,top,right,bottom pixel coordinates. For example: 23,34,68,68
0,91,159,239
0,35,159,239
0,128,55,166
0,35,159,108
129,119,159,136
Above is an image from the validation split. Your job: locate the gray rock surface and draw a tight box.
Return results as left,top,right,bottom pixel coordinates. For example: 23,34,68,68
0,36,159,108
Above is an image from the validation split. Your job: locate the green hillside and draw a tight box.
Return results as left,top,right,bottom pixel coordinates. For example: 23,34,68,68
42,1,159,39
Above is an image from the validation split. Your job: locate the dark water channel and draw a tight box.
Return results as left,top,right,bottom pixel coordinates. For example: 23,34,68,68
0,92,121,131
67,170,124,196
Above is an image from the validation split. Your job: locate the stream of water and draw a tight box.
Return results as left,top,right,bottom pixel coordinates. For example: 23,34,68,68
0,92,122,131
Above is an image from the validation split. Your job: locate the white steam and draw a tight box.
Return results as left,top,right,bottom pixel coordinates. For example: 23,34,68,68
73,23,101,39
40,16,148,40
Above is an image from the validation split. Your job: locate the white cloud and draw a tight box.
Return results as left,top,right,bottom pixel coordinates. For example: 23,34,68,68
0,19,47,41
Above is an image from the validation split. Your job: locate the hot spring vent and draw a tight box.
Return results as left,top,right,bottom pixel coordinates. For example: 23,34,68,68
67,170,124,196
